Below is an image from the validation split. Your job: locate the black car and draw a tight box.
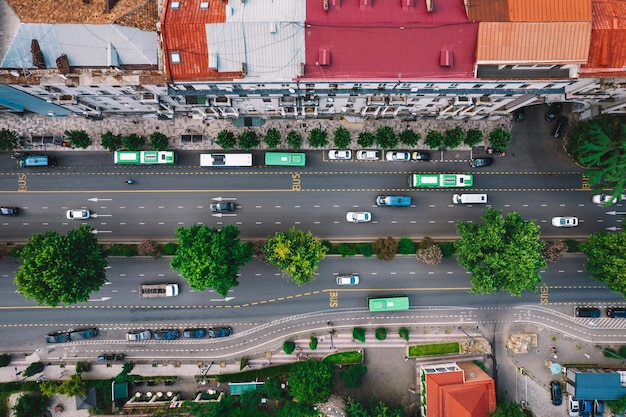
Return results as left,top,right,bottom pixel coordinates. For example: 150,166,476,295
552,117,568,138
207,327,233,338
0,207,18,216
575,307,601,318
97,353,125,361
544,103,563,122
470,157,494,168
411,151,431,161
210,202,236,213
550,381,562,405
154,329,179,340
607,307,626,318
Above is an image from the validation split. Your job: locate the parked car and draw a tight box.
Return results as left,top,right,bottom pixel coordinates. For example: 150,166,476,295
551,216,578,227
552,116,568,138
69,327,98,340
470,157,494,168
580,399,592,417
356,150,381,161
411,151,431,161
154,329,179,340
550,381,562,405
545,103,563,122
346,211,371,223
513,108,526,122
594,399,605,416
336,274,360,286
607,307,626,318
97,353,125,361
568,395,580,417
207,327,233,338
183,328,207,338
385,151,410,161
0,206,18,215
126,330,152,341
328,150,352,160
66,209,90,220
210,202,236,213
45,331,70,343
575,307,601,318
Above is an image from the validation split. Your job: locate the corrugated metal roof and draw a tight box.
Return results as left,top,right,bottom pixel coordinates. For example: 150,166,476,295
467,0,591,22
580,0,626,75
226,0,305,22
476,22,591,63
0,23,157,68
573,372,626,400
205,22,304,80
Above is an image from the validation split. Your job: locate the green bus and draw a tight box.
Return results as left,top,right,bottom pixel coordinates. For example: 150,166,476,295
265,152,306,167
368,295,410,312
408,173,473,188
114,151,178,165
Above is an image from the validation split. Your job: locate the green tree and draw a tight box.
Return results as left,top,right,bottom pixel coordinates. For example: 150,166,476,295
489,127,512,151
64,129,91,149
23,362,45,377
39,380,60,397
376,126,398,149
264,128,282,149
424,130,444,149
308,128,329,148
346,397,370,417
357,131,375,148
240,389,262,409
353,327,365,342
0,353,10,367
455,208,546,296
263,377,284,400
0,128,19,151
286,131,303,150
399,327,409,341
372,236,398,261
100,130,123,152
399,129,420,147
15,225,108,306
309,335,318,350
59,373,87,397
465,128,483,147
148,131,169,150
122,133,144,150
370,401,402,417
333,127,352,149
444,127,464,148
288,359,333,404
12,393,48,417
170,224,253,297
216,129,237,150
581,231,626,296
490,401,525,417
375,328,386,340
340,364,368,388
238,131,261,151
607,395,626,414
283,340,296,354
277,401,317,417
265,227,327,285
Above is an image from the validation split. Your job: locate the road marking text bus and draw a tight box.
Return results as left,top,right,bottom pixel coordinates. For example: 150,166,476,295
114,151,178,165
368,295,410,312
265,152,306,167
408,173,473,188
200,153,253,167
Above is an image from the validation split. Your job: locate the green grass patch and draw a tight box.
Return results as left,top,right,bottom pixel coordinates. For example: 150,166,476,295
322,351,363,365
212,363,294,383
408,342,459,357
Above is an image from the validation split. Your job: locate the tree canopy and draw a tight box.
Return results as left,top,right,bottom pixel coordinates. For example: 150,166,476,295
64,129,91,149
288,359,333,404
0,128,19,151
455,208,546,296
265,227,327,285
581,230,626,297
567,117,626,201
171,224,252,297
489,401,525,417
148,131,169,150
15,225,108,306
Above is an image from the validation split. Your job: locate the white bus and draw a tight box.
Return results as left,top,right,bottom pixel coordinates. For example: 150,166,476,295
200,153,253,167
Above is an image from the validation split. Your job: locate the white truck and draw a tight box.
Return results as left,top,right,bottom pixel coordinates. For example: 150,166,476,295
139,284,179,298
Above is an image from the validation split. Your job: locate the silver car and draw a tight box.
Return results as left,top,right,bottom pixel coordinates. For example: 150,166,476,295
126,330,152,341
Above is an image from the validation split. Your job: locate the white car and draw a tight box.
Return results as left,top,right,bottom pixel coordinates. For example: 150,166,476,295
551,216,578,227
346,211,371,223
568,395,580,417
356,150,381,161
328,150,352,160
385,151,411,161
592,193,623,205
66,209,91,220
336,274,360,286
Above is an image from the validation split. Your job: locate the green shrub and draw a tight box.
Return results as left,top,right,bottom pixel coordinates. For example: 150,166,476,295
283,340,296,355
398,238,415,255
352,328,365,343
373,236,398,261
75,361,90,373
309,335,318,351
23,362,45,377
163,242,177,255
0,353,10,367
10,247,21,258
359,243,372,257
240,357,249,370
439,242,455,258
399,327,409,341
565,239,579,252
340,364,368,388
375,328,386,341
339,243,358,257
322,351,363,365
122,246,137,257
425,130,444,149
321,240,333,252
107,244,126,256
357,131,375,148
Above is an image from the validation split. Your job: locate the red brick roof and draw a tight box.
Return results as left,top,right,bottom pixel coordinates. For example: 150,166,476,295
467,0,591,22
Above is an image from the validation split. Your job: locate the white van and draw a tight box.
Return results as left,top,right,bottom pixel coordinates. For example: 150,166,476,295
452,194,488,204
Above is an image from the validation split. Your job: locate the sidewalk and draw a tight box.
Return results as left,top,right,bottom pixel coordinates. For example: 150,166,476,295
0,112,511,152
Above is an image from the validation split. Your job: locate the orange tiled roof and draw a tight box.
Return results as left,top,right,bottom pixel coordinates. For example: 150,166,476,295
467,0,591,22
160,0,242,81
476,22,591,63
580,0,626,75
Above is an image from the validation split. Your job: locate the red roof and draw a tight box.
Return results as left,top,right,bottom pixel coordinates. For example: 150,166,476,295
160,0,241,81
304,0,478,80
580,0,626,76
